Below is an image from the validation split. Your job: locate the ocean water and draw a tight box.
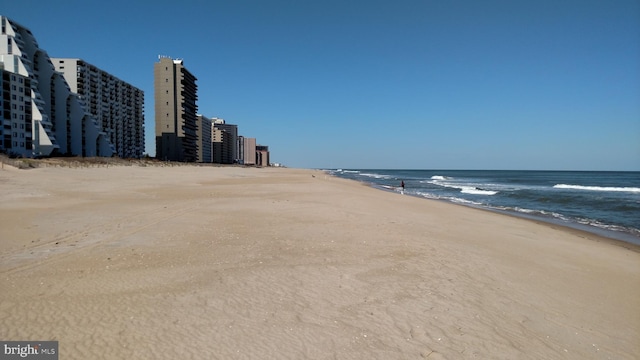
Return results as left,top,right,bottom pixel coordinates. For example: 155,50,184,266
328,169,640,246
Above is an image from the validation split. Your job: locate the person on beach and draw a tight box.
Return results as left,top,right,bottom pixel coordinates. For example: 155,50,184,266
401,180,405,192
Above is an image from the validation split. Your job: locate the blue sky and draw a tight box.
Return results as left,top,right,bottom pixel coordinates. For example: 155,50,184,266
4,0,639,170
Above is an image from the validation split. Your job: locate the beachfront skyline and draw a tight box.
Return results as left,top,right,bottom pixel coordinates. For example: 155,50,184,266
3,1,639,170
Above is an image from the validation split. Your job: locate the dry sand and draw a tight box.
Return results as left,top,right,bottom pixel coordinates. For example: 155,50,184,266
0,164,638,359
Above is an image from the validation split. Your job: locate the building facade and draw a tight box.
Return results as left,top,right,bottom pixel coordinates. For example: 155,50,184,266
53,58,145,158
256,144,269,167
243,137,256,166
212,118,238,163
0,15,114,157
1,67,32,155
196,114,212,163
212,126,233,164
154,56,198,162
237,135,244,164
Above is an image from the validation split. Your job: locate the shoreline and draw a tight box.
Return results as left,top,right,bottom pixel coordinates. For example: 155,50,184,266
1,165,638,359
333,171,640,249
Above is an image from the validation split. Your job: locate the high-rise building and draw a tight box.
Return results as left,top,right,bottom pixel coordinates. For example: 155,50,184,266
212,125,233,164
243,137,256,166
212,118,238,163
1,67,32,155
196,114,212,163
0,15,115,157
237,135,245,164
53,58,145,158
154,56,198,162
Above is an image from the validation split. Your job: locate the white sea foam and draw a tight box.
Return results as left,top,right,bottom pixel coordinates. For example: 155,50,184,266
513,207,536,214
430,175,450,180
506,207,568,221
553,184,640,193
360,173,393,179
577,218,640,236
429,180,498,195
460,187,498,195
416,192,439,200
449,197,483,205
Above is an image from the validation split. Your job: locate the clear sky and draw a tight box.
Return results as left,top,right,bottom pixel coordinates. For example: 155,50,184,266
3,0,639,170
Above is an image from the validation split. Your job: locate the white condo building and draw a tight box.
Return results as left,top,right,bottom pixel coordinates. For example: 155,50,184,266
53,58,145,158
0,15,116,157
1,67,32,154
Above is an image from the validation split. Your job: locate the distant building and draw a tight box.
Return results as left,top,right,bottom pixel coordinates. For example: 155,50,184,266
212,118,238,163
237,135,245,164
154,56,198,162
212,125,233,164
196,114,212,163
1,15,115,157
243,137,256,166
256,144,269,167
53,58,145,158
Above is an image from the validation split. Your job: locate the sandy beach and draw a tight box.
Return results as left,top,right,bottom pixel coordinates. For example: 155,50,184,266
1,164,638,359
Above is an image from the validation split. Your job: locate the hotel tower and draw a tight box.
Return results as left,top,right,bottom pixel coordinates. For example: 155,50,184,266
154,56,198,162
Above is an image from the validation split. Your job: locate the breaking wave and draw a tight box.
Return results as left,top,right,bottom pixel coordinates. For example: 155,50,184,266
429,179,498,195
553,184,640,193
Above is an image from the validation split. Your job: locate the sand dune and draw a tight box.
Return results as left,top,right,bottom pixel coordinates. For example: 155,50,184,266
1,165,638,359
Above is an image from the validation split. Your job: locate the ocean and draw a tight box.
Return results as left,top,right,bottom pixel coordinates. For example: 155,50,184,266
328,169,640,246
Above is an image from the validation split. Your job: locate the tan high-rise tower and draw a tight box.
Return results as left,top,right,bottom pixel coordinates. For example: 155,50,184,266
154,56,198,162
